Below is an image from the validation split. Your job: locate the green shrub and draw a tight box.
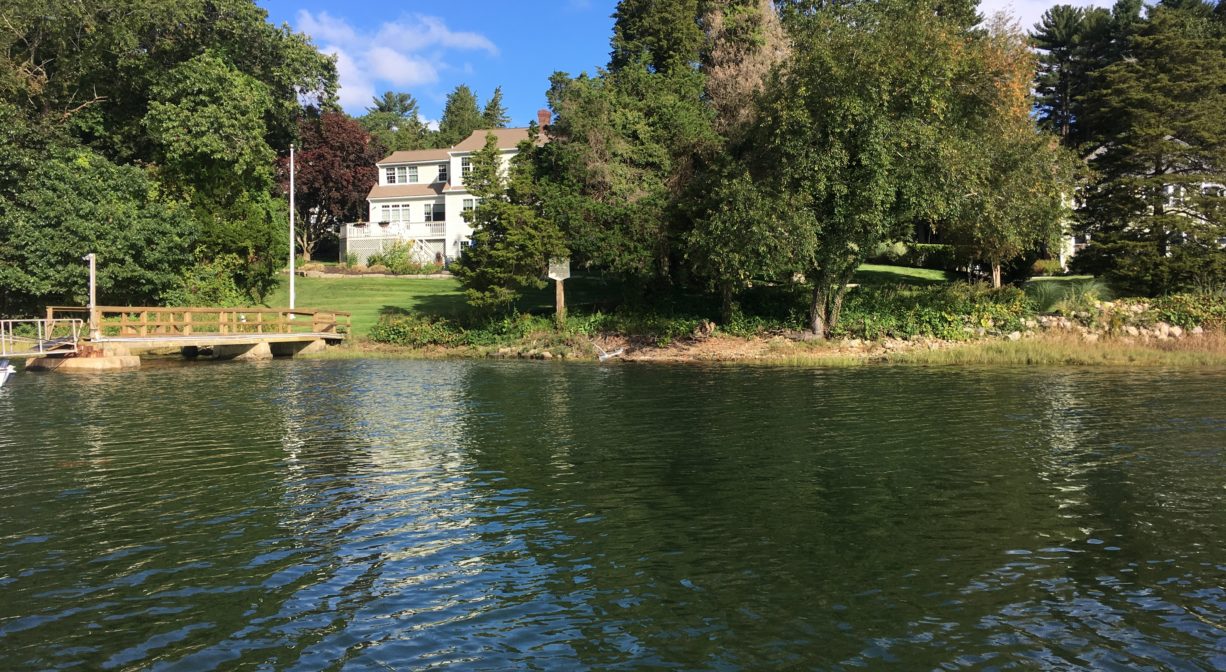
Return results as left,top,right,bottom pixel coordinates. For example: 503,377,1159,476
369,313,464,347
367,241,444,275
344,252,359,268
162,254,248,307
1031,259,1064,277
1150,292,1226,329
833,283,1033,340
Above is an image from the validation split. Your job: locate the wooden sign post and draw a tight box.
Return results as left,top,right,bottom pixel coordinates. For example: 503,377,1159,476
548,258,570,327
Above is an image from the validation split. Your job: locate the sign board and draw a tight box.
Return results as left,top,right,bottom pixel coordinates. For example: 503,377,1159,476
548,258,570,281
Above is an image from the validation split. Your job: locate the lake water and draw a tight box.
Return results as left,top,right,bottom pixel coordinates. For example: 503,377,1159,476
1,360,1224,670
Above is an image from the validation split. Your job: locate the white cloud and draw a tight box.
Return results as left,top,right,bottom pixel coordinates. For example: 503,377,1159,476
321,44,375,111
374,16,498,55
367,47,438,87
297,11,358,46
295,10,498,113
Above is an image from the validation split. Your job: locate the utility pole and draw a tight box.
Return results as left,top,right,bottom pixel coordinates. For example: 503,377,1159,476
289,143,296,310
83,253,97,340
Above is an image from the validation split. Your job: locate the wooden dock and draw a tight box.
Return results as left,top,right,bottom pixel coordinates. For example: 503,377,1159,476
24,306,351,371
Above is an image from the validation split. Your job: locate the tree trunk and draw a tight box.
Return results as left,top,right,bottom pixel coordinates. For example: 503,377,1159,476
809,283,826,338
991,263,1002,288
827,286,846,337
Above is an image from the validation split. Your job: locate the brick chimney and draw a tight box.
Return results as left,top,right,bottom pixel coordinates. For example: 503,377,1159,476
537,108,551,129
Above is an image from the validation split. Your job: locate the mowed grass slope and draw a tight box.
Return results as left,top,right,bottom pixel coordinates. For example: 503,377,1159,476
265,275,466,336
264,264,974,338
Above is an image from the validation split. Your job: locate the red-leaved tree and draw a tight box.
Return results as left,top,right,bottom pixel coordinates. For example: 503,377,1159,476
278,111,386,260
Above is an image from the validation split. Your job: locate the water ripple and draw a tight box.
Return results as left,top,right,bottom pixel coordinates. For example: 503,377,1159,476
1,362,1225,669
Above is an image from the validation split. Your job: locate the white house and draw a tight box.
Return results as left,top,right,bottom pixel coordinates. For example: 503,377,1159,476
341,112,549,266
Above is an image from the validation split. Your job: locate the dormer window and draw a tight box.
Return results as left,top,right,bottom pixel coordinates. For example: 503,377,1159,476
438,163,448,183
385,166,414,184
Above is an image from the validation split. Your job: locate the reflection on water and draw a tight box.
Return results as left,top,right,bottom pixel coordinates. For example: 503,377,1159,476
1,361,1224,670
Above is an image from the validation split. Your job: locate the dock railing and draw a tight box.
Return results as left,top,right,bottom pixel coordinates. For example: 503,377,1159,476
0,319,83,357
45,307,350,339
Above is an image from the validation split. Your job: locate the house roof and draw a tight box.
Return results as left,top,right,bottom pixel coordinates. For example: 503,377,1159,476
450,127,536,152
367,182,446,200
374,128,542,165
377,148,452,165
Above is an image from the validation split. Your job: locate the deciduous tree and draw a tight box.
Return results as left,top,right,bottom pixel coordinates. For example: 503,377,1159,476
277,111,385,261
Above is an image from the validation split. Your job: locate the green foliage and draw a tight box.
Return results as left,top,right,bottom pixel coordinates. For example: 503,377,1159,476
0,148,196,315
481,87,510,128
1031,259,1066,277
437,85,484,147
145,51,274,197
1075,3,1226,295
361,92,428,151
835,284,1034,341
1150,292,1226,329
610,0,704,74
369,313,464,347
161,254,249,307
1026,278,1111,315
756,1,991,335
366,242,444,275
683,164,806,319
453,132,566,312
0,1,336,311
540,62,716,290
868,243,962,272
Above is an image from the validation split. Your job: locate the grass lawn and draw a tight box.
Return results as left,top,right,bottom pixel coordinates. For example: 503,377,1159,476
265,275,466,337
265,264,963,337
1027,275,1095,284
853,264,952,286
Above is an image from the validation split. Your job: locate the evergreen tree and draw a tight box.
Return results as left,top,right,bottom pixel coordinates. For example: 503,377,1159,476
453,130,565,312
437,84,483,147
701,0,791,138
481,86,510,128
1073,2,1226,294
610,0,704,74
360,91,427,151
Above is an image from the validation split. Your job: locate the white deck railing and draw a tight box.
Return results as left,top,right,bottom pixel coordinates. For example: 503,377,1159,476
342,222,446,239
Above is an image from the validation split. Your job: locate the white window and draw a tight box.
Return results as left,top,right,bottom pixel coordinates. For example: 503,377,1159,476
380,204,411,222
438,163,449,182
462,198,476,212
424,203,445,222
408,166,418,183
385,166,411,184
461,156,472,178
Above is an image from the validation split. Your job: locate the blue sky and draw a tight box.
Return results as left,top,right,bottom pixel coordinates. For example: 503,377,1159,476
257,1,621,126
257,0,1111,126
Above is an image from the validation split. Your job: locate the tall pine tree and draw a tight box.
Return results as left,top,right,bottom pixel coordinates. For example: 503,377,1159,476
1073,1,1226,293
481,86,510,128
437,84,483,146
